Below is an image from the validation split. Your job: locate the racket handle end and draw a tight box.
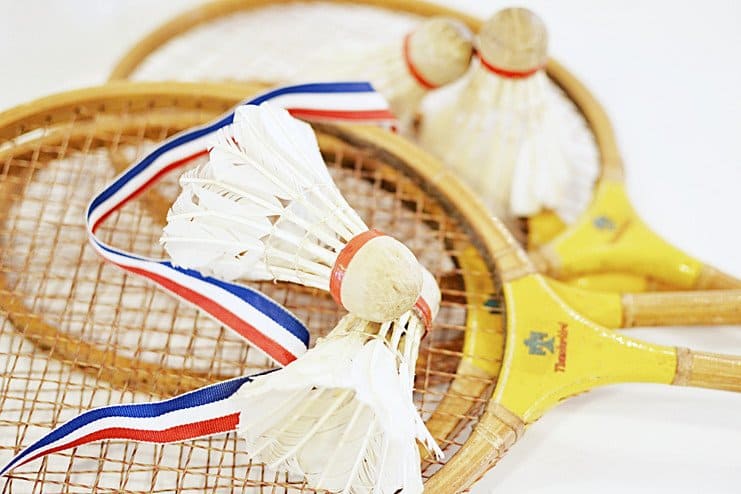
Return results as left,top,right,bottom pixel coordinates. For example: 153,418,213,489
673,348,741,393
621,289,741,327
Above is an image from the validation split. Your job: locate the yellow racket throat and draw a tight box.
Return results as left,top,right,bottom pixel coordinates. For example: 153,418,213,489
497,273,676,421
531,181,730,290
527,194,656,293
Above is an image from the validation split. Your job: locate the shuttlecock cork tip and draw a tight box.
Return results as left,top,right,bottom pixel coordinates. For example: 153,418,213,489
335,233,423,323
406,17,474,88
479,7,548,74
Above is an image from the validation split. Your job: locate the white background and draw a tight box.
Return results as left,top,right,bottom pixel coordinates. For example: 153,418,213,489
1,1,740,493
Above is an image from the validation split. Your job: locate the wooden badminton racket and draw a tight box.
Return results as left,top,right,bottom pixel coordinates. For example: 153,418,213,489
0,81,739,493
0,81,486,491
108,0,741,293
103,0,741,326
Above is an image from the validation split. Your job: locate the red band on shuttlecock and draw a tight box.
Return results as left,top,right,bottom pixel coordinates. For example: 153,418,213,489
413,297,433,337
287,108,397,122
330,229,386,308
479,54,542,79
403,33,438,90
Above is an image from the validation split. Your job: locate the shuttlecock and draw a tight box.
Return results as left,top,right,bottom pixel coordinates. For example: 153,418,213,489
419,8,599,224
303,17,474,131
230,269,442,493
162,103,424,322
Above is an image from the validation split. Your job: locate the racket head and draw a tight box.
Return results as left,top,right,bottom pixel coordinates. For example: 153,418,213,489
0,81,509,492
109,0,482,83
109,0,661,290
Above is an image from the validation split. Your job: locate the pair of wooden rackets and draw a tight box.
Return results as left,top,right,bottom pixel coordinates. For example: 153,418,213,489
0,1,739,492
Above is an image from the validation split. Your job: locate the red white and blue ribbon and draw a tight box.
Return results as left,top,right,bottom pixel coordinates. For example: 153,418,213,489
0,83,396,478
86,82,396,367
0,374,271,476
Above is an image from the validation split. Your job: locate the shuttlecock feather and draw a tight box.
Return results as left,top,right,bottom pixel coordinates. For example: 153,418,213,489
162,103,423,322
302,17,474,132
231,269,442,493
419,8,599,225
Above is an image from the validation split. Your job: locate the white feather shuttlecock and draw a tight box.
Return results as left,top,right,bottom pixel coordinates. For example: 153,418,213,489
419,8,599,225
230,269,442,494
302,17,474,131
162,103,424,322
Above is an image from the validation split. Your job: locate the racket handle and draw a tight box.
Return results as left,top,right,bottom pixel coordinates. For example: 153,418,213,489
423,403,524,493
673,348,741,392
695,264,741,289
621,290,741,327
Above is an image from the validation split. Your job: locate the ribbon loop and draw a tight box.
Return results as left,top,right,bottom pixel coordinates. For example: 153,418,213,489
2,82,397,477
86,82,396,366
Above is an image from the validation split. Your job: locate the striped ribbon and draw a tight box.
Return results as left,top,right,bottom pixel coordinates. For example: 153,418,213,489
0,83,397,477
0,374,272,476
86,82,396,366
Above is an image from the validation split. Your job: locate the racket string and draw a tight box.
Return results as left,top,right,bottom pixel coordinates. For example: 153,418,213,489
132,4,420,83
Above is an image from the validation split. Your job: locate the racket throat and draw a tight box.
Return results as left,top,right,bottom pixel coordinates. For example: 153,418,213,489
532,181,708,290
494,274,677,423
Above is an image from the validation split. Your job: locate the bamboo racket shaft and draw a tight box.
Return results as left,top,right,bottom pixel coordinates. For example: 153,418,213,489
674,348,741,392
622,290,741,328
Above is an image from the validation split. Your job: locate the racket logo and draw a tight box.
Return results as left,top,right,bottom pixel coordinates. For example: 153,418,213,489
593,215,633,244
524,331,555,355
524,323,569,372
553,322,569,373
593,215,616,231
